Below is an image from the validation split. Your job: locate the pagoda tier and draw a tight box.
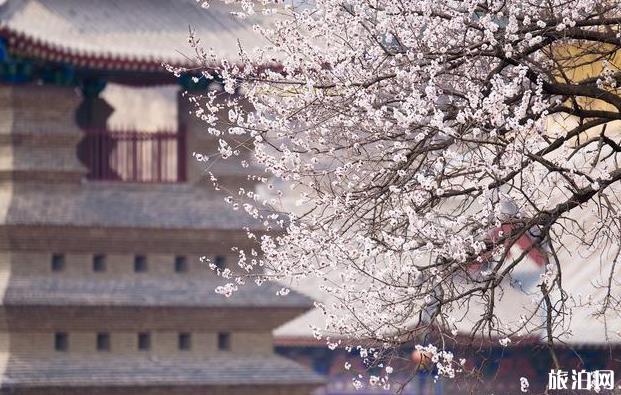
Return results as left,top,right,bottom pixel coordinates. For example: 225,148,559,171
0,34,322,392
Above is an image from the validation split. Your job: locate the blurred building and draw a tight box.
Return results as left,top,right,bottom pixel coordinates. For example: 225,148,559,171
0,1,323,394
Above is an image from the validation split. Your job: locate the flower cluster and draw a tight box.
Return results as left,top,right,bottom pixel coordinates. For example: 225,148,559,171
179,0,621,387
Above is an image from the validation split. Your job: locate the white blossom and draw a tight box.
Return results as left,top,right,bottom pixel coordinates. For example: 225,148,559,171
180,0,621,386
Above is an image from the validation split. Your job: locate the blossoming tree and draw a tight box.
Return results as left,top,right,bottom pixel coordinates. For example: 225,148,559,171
180,0,621,386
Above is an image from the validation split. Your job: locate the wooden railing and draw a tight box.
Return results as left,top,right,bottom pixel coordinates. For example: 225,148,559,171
79,128,186,183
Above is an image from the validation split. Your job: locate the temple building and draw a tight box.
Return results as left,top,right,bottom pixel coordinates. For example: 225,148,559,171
0,1,323,394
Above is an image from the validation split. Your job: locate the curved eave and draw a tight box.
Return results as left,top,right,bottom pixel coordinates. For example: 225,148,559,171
0,27,192,73
0,28,281,80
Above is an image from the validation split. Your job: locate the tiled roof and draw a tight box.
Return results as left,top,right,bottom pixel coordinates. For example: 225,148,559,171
0,0,269,70
2,276,314,309
0,355,325,387
0,182,268,231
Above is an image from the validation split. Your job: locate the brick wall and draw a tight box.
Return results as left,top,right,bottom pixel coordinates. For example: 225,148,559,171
0,306,303,331
0,251,226,277
0,225,260,255
5,331,273,357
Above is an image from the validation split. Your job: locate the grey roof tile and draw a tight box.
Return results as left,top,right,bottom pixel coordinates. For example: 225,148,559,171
1,182,269,230
1,355,325,387
3,276,314,309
